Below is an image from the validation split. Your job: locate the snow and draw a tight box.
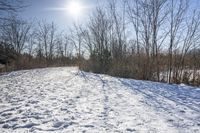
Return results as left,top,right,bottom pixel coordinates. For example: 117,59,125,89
0,67,200,132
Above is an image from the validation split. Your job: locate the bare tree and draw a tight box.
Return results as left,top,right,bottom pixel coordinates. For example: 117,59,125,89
126,0,141,74
167,0,188,83
37,21,57,66
178,10,200,82
86,7,112,73
0,16,31,69
2,17,31,54
27,31,36,60
64,35,69,57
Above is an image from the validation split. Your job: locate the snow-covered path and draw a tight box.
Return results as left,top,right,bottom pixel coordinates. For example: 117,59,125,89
0,67,200,133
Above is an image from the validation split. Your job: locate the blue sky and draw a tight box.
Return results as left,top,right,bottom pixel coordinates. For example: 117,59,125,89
20,0,102,30
19,0,200,31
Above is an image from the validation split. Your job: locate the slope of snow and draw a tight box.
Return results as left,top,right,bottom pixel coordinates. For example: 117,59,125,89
0,67,200,133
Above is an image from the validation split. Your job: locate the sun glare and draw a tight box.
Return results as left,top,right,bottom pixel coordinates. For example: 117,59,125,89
67,1,84,18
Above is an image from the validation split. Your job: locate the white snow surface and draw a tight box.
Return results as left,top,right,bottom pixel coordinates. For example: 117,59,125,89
0,67,200,133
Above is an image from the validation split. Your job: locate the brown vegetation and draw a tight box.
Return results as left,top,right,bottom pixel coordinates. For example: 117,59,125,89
1,0,200,86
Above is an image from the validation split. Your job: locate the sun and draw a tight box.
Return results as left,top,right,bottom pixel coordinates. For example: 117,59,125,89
67,1,84,18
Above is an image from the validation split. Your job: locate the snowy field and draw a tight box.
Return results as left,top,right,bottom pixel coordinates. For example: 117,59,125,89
0,67,200,133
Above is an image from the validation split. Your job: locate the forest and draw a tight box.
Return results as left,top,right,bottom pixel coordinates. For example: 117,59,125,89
1,0,200,86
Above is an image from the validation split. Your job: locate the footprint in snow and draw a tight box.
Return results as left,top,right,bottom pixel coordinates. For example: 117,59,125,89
167,119,174,122
126,128,136,132
14,122,39,129
1,112,12,117
76,96,80,99
84,125,95,128
3,123,18,129
180,110,185,113
52,121,64,128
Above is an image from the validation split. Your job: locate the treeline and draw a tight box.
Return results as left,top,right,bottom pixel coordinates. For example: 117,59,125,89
78,0,200,86
0,18,79,71
1,0,200,86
